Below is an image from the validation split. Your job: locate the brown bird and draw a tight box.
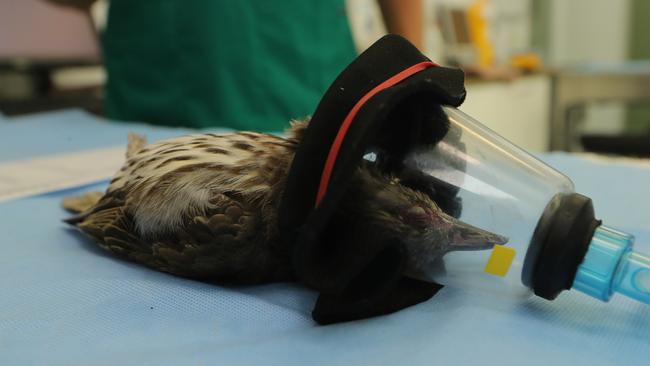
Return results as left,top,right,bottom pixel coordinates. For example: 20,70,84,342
63,120,507,284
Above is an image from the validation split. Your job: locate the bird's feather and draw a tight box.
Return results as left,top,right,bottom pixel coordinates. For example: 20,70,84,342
63,119,504,285
64,121,308,283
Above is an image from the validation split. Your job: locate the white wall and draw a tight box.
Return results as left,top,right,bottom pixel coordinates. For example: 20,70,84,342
547,0,631,135
547,0,630,65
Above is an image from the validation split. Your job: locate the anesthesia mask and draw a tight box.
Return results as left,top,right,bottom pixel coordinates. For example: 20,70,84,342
403,106,650,305
278,35,649,324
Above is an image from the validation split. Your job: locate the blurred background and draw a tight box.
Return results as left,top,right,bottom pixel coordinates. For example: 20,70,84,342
1,0,649,155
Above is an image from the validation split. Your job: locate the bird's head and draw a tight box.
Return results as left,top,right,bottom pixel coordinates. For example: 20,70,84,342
350,166,508,267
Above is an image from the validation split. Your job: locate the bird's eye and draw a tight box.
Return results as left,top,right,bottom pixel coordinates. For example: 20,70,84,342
363,152,378,162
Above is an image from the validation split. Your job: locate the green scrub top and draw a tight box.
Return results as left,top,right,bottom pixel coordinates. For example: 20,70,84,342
103,0,357,131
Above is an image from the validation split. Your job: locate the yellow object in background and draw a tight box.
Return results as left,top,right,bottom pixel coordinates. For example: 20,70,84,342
484,245,517,277
467,0,494,67
510,53,542,72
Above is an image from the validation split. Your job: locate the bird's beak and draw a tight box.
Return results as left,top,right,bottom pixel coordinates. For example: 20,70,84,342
441,212,508,251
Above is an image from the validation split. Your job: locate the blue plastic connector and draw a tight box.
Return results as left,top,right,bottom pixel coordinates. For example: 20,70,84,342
572,225,650,304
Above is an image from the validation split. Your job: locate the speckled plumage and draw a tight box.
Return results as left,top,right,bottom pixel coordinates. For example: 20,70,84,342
64,120,507,284
65,122,308,283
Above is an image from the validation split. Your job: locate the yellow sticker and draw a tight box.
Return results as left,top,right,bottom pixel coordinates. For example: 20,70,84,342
484,245,516,277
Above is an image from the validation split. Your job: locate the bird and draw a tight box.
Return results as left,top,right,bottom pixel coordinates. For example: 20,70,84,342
63,120,507,284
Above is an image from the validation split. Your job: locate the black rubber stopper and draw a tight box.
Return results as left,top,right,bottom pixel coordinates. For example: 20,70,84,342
522,193,601,300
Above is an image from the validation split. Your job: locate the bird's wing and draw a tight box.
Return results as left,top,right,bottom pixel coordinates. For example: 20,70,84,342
69,188,292,283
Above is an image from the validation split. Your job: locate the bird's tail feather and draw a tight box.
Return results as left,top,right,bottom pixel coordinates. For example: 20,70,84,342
61,191,103,215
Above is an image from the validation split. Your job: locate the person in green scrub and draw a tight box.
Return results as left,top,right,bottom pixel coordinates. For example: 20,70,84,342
47,0,423,131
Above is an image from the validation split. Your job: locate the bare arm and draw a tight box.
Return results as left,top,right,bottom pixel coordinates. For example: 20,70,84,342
377,0,424,50
43,0,96,11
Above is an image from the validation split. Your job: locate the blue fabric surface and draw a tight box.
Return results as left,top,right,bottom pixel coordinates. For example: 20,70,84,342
0,109,229,163
1,111,649,365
